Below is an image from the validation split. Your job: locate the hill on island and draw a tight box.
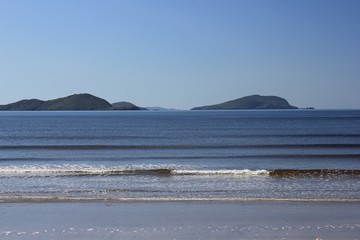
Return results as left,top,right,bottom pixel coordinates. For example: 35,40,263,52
112,101,145,110
192,95,298,110
0,94,143,111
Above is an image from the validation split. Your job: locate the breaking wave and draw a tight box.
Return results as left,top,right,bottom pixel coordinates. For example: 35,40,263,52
0,165,359,178
0,165,268,177
172,169,269,175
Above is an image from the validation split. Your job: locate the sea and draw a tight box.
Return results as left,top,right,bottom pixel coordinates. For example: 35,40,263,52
0,109,360,202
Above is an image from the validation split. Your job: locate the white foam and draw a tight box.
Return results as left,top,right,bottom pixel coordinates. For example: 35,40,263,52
172,169,269,176
0,164,269,177
0,164,109,176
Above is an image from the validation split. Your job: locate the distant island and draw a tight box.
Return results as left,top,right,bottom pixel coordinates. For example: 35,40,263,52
146,107,178,111
0,93,302,111
192,95,298,110
0,94,144,111
112,101,146,110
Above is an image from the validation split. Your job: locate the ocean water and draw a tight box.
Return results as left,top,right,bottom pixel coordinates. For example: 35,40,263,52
0,110,359,202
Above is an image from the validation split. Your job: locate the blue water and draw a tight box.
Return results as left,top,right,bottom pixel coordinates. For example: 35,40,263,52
0,110,359,201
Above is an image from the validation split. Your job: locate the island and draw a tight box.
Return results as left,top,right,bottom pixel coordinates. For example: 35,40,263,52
191,95,298,110
112,101,146,110
0,94,144,111
146,107,178,111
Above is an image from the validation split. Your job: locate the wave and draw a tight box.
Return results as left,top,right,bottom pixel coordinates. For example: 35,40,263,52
0,195,359,203
142,154,360,160
0,135,161,141
172,169,269,175
0,165,359,178
0,143,360,150
2,133,360,141
173,169,360,177
1,154,360,162
0,166,268,177
269,169,360,177
219,133,360,138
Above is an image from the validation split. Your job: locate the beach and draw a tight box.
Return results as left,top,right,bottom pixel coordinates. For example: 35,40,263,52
1,201,359,239
0,110,359,239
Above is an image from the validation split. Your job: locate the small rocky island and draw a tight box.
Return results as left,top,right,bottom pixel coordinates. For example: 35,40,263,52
192,95,298,110
0,93,144,111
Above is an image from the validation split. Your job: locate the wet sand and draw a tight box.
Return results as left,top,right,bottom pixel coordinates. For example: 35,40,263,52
0,201,359,239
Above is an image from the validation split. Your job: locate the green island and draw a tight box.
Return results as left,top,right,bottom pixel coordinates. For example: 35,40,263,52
0,94,301,111
0,93,143,111
192,95,298,110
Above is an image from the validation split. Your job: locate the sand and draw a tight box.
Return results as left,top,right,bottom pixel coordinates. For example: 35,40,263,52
0,201,359,239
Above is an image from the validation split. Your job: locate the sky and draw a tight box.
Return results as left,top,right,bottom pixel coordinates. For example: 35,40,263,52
0,0,359,109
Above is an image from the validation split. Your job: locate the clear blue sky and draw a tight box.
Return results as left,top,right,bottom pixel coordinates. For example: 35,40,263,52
1,0,359,109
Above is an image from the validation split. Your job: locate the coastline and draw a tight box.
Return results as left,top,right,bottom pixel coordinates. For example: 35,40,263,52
1,196,360,203
1,201,359,239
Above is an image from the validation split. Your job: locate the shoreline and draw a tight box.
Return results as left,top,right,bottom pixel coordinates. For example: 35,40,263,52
1,201,359,239
1,196,360,204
